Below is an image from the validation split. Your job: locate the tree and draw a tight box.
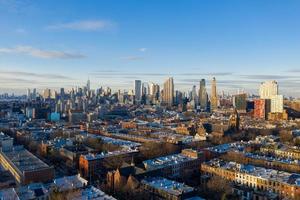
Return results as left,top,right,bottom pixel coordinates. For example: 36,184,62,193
102,155,124,169
279,130,293,144
206,176,232,200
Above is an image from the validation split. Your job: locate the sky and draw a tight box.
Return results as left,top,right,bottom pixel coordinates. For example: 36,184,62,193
0,0,300,97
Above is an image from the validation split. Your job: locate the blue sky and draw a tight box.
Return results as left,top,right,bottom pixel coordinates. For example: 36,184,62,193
0,0,300,96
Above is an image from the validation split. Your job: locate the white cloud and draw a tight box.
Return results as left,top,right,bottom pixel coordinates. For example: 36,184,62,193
0,45,85,59
46,20,115,31
0,70,73,80
139,48,147,52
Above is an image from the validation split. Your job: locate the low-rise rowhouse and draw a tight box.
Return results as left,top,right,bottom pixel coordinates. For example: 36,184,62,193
79,148,139,179
0,146,54,185
141,177,199,200
225,150,300,174
261,144,300,160
201,159,300,199
143,149,204,179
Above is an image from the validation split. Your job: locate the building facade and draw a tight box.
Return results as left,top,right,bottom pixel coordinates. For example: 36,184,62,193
162,77,174,107
210,77,218,111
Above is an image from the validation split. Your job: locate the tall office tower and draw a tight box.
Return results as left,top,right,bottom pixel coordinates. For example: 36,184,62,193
154,84,160,100
87,79,91,91
142,82,148,96
32,88,37,99
51,90,57,99
43,88,51,99
271,95,283,113
149,83,155,96
60,88,65,100
141,82,148,104
105,87,111,96
210,77,218,110
27,89,31,100
162,77,174,107
199,79,208,110
191,85,198,106
233,93,247,112
259,80,278,99
150,83,160,102
134,80,142,103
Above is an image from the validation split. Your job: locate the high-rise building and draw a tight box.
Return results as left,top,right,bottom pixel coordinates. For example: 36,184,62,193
271,95,283,113
191,85,198,107
254,99,271,119
60,88,65,100
210,77,218,110
162,77,174,107
134,80,142,103
26,89,31,100
149,82,160,102
233,93,247,112
43,88,51,99
87,79,91,91
199,79,208,110
259,80,283,114
259,80,278,99
32,88,37,99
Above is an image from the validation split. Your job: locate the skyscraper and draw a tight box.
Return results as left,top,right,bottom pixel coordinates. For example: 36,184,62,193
87,79,91,91
150,82,160,102
27,89,31,100
259,80,278,99
233,93,247,112
210,77,218,110
162,77,174,107
60,88,65,100
134,80,142,103
190,85,198,108
271,94,283,113
43,88,51,99
259,80,283,114
199,79,208,110
32,88,37,99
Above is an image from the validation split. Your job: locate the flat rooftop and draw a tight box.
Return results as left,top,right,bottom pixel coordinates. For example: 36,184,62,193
245,152,300,165
0,188,19,200
53,174,88,191
143,153,196,170
141,177,194,196
0,132,13,141
87,134,141,148
82,148,138,161
206,142,245,154
73,186,116,200
205,159,300,186
1,146,50,172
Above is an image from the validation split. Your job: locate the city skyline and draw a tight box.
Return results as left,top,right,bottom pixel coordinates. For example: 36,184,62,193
0,0,300,96
1,2,300,200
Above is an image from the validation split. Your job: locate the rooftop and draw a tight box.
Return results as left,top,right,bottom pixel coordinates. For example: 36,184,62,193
73,186,116,200
53,174,88,192
82,148,138,161
206,142,245,154
141,177,194,196
87,134,141,148
205,159,300,186
143,152,197,170
0,132,13,141
0,188,19,200
1,146,51,172
245,152,300,165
